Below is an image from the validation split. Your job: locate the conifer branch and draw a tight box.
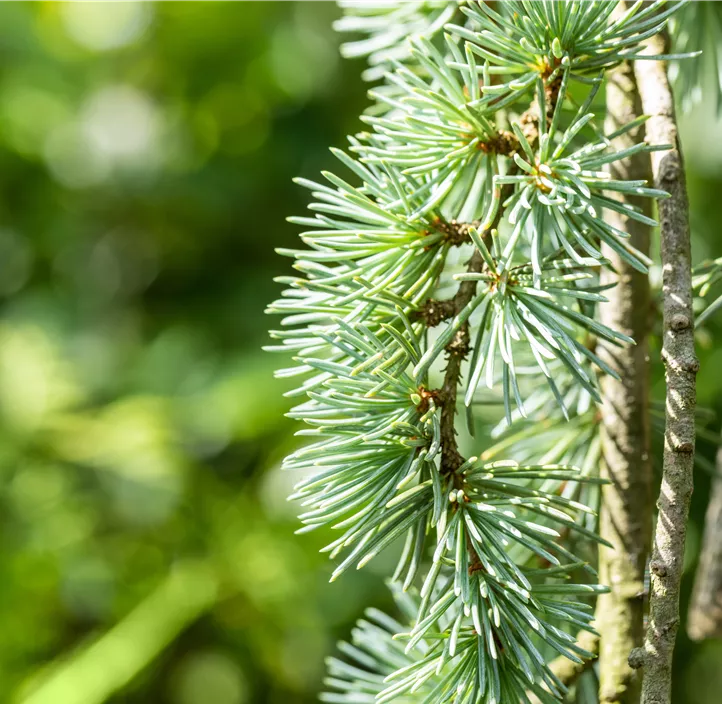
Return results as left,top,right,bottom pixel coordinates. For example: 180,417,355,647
270,4,690,702
631,29,698,704
434,90,550,478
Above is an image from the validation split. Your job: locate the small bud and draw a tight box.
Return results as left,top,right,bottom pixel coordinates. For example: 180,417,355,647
670,313,691,331
628,648,645,670
683,357,700,373
673,440,694,453
551,37,563,59
650,560,668,577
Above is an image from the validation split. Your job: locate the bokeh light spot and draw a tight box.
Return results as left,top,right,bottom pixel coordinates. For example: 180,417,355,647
60,2,153,52
82,85,161,166
170,651,248,704
44,121,111,189
43,85,163,188
0,228,33,296
0,84,71,156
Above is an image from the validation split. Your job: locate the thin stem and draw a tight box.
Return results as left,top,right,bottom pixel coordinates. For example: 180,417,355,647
687,436,722,641
631,31,698,704
596,56,653,704
414,298,457,328
433,98,545,591
438,177,516,477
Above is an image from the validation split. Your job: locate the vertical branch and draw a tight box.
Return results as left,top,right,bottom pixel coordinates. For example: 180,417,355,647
596,58,653,704
438,178,518,477
631,32,698,704
439,247,483,476
687,439,722,641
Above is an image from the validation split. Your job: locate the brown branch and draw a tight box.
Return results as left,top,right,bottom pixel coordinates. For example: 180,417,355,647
438,178,516,477
413,298,456,327
427,83,577,660
434,218,478,247
432,91,555,573
630,31,698,704
595,55,653,704
687,436,722,641
433,81,555,473
439,250,484,475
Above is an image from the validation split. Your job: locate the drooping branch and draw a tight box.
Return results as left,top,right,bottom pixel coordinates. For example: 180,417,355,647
596,56,653,704
433,99,552,588
630,31,698,704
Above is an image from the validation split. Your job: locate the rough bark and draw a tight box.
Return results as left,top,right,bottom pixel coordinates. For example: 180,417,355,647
687,440,722,641
631,32,698,704
596,58,653,704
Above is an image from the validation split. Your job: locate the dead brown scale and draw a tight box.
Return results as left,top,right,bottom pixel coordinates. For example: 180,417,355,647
432,217,476,247
413,298,456,328
478,129,518,157
414,385,442,415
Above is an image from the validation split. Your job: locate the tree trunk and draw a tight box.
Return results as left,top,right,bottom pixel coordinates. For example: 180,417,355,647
596,58,653,704
632,31,698,704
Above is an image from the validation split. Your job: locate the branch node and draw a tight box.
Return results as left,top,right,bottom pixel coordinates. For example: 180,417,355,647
414,298,456,327
479,130,518,156
446,326,470,357
683,357,700,374
415,385,442,415
433,219,479,247
669,313,690,331
650,560,667,577
628,648,646,670
672,440,694,454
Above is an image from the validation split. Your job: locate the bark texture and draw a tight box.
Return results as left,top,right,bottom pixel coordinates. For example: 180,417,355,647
596,58,653,704
687,441,722,641
632,32,698,704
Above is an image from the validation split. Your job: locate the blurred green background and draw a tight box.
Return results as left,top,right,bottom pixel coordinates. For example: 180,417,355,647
0,2,720,704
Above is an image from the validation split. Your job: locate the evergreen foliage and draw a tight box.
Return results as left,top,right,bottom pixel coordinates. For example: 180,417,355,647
669,1,722,114
269,2,687,702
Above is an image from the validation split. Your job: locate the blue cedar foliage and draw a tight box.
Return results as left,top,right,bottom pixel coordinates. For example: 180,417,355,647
268,2,683,702
669,1,722,114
